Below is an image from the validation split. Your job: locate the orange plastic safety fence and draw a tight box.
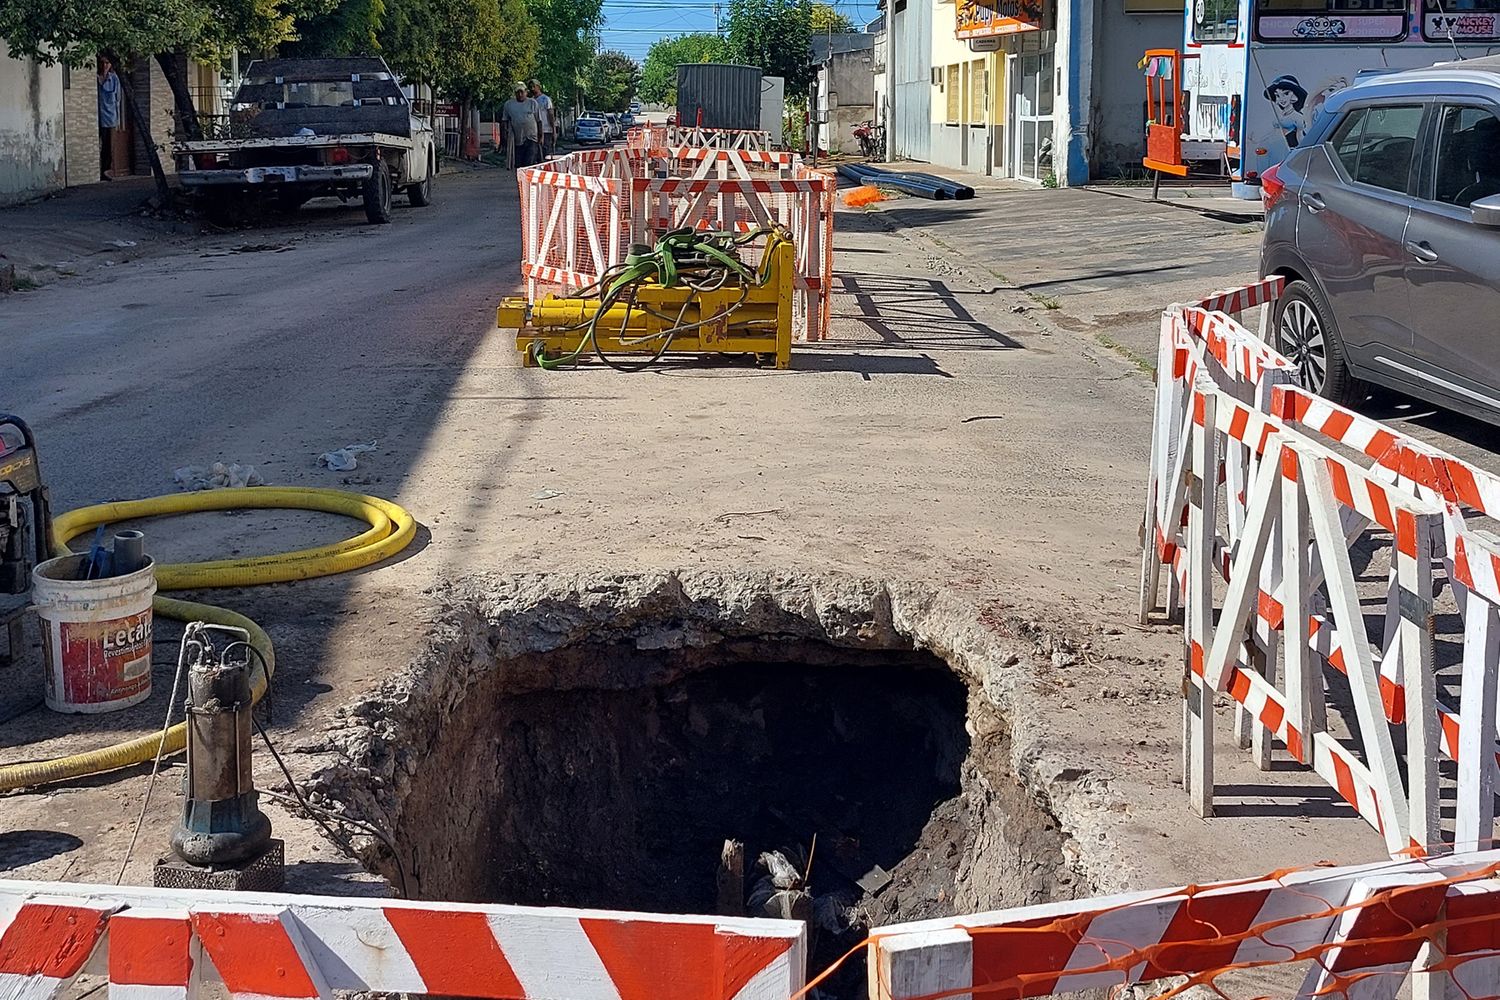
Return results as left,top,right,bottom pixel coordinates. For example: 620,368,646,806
794,856,1500,1000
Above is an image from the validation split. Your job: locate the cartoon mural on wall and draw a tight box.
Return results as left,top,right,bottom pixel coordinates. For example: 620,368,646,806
1176,0,1500,197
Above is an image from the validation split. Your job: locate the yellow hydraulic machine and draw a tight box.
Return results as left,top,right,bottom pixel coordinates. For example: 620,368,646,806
497,227,795,371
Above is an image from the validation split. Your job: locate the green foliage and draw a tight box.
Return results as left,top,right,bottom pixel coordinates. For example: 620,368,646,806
424,0,537,104
525,0,603,109
638,31,724,106
809,2,852,32
0,0,303,66
286,0,383,56
582,48,637,111
723,0,813,96
287,0,538,105
376,0,439,81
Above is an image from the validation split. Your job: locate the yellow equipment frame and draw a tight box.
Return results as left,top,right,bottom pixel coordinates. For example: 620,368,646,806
497,236,795,369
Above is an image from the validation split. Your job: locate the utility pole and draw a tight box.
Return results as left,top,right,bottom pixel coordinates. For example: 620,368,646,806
885,0,897,161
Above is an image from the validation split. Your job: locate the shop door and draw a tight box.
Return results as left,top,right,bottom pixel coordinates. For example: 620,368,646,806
1011,51,1054,181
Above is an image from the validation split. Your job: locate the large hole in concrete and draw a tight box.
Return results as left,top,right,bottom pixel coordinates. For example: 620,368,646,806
319,577,1070,996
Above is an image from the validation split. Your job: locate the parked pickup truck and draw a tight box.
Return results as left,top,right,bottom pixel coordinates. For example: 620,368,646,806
174,56,436,224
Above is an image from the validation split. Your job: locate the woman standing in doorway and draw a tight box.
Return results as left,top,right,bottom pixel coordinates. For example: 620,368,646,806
97,54,121,181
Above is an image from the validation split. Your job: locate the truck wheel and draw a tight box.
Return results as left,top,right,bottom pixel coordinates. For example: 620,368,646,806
363,161,393,224
407,155,433,207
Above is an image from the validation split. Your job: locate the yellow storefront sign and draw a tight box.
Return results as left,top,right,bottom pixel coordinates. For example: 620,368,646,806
956,0,1042,37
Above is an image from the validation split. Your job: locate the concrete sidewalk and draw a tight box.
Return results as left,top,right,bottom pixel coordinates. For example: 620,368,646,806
0,177,197,289
854,181,1263,372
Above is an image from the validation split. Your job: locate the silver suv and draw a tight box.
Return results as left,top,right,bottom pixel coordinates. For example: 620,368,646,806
1260,56,1500,423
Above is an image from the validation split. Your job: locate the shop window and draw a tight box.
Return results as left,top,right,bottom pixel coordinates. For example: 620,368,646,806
946,62,962,123
969,60,987,123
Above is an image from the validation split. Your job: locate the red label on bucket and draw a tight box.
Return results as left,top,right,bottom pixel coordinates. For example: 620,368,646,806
53,609,153,705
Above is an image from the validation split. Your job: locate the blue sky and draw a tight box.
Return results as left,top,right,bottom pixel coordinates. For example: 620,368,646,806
596,0,883,65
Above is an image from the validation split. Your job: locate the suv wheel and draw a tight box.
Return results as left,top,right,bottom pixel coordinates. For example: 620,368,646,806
1276,279,1363,406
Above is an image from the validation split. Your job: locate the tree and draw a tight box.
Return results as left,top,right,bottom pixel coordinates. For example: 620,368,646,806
638,32,724,106
286,0,384,57
723,0,813,97
582,49,638,112
809,2,853,32
0,0,302,203
525,0,604,112
425,0,538,155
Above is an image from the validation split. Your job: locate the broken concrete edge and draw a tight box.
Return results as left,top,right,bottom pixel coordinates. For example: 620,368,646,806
298,569,1140,901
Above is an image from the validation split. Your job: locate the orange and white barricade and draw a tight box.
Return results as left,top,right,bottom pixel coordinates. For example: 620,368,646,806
1142,278,1500,859
517,148,835,342
516,159,629,301
0,878,805,1000
665,126,772,151
867,849,1500,1000
629,169,834,341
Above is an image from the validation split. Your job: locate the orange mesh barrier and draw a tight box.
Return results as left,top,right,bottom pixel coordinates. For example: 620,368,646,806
794,851,1500,1000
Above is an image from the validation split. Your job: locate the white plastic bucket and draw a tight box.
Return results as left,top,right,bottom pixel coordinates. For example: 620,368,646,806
31,553,157,714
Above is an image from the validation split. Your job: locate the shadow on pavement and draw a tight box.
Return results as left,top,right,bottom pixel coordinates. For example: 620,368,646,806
837,272,1023,351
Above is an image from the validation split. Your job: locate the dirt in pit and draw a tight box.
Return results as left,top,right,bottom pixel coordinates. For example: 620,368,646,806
352,635,1067,995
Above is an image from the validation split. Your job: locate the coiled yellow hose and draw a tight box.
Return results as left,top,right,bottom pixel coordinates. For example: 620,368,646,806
0,487,416,792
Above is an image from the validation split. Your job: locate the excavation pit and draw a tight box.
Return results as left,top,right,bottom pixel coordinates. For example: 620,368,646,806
318,575,1070,996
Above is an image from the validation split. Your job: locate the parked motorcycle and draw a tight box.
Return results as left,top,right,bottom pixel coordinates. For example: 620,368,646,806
852,119,885,159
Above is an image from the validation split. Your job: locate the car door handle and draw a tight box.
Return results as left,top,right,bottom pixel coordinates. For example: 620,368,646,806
1302,192,1326,212
1406,240,1439,263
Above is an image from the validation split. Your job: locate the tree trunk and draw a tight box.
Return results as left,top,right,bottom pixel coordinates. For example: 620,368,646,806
117,64,174,207
460,97,480,160
156,50,203,142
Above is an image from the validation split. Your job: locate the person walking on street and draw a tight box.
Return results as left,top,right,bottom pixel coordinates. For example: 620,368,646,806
97,54,121,181
501,85,541,168
529,79,555,158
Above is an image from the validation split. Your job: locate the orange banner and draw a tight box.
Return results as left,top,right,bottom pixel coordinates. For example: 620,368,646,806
956,0,1042,37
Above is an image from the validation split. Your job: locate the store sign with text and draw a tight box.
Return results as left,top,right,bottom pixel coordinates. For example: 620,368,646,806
956,0,1042,38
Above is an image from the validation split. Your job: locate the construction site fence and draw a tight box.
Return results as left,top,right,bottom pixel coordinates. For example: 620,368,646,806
626,125,774,151
867,847,1500,1000
1138,276,1500,861
517,145,835,340
0,877,805,1000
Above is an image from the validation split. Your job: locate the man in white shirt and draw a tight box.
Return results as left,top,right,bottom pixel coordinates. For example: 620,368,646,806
501,86,540,167
529,79,555,158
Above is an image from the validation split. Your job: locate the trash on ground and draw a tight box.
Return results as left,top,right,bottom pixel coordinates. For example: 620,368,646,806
202,243,294,257
318,441,378,471
106,239,138,249
173,462,265,490
532,488,564,500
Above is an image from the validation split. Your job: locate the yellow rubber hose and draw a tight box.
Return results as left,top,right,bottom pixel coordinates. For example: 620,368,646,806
0,487,416,792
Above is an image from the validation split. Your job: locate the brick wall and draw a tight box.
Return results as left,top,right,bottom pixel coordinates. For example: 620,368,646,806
62,63,100,186
148,60,175,174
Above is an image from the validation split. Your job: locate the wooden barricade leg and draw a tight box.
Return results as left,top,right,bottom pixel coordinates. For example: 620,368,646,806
1186,389,1219,817
1456,601,1500,854
1281,469,1319,768
1401,512,1443,855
